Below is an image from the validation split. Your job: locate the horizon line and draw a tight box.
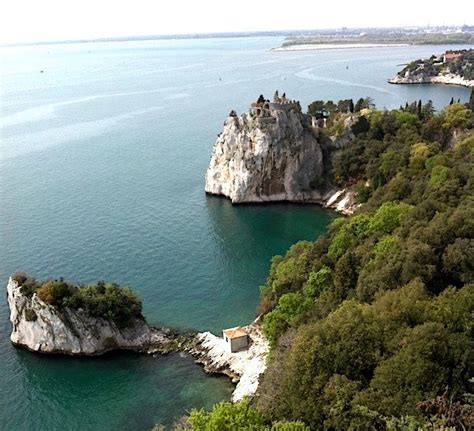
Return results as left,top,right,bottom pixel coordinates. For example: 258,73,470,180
2,24,472,48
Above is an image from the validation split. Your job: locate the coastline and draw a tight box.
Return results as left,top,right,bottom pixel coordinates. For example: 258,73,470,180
388,73,474,88
272,43,409,52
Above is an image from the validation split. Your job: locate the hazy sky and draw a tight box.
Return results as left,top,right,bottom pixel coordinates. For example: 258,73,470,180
0,0,472,44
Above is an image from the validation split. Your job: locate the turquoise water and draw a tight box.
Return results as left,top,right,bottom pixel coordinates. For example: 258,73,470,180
0,37,471,430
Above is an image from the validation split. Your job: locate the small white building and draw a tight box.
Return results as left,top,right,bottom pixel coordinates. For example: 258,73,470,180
223,326,249,353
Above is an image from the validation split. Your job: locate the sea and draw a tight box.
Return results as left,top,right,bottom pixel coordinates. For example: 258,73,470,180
0,36,471,430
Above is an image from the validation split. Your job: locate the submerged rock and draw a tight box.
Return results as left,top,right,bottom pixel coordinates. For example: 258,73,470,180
7,276,178,355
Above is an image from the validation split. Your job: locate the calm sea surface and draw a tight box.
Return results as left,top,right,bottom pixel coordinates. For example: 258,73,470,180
0,37,471,430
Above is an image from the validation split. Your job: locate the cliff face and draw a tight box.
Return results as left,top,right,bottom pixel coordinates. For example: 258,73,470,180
388,71,474,87
388,50,474,88
204,95,359,213
205,99,327,203
7,277,174,355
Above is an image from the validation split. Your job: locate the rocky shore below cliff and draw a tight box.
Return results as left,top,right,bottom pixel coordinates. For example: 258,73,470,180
388,49,474,88
191,319,269,402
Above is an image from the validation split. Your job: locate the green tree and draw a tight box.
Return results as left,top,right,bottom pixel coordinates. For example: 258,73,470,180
263,292,311,346
187,400,308,431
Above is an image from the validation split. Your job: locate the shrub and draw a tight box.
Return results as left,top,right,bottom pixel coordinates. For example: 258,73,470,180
14,274,142,328
187,400,309,431
24,308,37,322
11,272,28,285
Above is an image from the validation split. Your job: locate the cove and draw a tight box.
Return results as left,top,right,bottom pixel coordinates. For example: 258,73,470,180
0,36,470,430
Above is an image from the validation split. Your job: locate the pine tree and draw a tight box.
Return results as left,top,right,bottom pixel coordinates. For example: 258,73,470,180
469,88,474,111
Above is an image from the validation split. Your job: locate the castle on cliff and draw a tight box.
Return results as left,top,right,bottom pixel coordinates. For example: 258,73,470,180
248,91,301,118
227,92,326,129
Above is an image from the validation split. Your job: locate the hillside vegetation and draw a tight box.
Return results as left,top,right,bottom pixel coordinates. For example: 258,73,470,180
256,102,474,429
176,101,474,431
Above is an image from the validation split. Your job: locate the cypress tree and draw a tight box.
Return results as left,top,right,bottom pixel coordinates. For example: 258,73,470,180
416,100,422,119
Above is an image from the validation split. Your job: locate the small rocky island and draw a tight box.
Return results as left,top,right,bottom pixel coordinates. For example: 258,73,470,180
7,272,268,400
205,92,359,214
388,49,474,87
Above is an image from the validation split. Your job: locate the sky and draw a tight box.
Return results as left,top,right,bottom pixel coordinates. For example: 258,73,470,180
0,0,472,45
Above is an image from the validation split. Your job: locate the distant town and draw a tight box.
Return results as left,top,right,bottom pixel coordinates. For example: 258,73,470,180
279,25,474,48
3,24,473,47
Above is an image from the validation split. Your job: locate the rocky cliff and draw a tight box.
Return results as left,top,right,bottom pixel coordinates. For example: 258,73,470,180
388,50,474,88
7,276,177,355
388,71,474,87
204,93,359,213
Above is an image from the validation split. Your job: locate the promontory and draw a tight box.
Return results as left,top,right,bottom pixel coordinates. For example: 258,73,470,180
204,92,363,214
388,49,474,87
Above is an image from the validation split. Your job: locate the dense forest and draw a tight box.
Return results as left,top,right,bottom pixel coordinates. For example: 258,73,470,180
170,97,474,430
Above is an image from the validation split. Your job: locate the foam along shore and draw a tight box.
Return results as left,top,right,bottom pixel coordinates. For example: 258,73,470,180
272,43,409,52
191,319,269,402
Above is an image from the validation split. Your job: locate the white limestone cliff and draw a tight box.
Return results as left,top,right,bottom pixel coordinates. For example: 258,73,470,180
7,277,175,355
388,71,474,88
205,97,328,204
205,95,360,214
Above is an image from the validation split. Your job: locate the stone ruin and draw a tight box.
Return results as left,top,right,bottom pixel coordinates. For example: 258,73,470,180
248,91,301,118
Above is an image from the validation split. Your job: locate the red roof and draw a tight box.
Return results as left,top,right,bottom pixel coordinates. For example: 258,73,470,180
445,53,461,61
223,326,247,339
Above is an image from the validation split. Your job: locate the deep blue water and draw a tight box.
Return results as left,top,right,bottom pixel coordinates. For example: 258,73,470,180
0,36,471,430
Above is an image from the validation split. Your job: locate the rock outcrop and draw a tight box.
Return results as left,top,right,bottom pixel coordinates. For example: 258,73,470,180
388,71,474,87
8,273,270,399
388,50,474,88
204,93,360,214
191,320,269,402
205,95,324,203
7,277,177,355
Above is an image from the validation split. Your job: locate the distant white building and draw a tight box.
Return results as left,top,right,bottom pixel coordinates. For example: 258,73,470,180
223,326,249,353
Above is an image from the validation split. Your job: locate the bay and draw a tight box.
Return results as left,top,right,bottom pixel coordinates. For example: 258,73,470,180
0,36,470,430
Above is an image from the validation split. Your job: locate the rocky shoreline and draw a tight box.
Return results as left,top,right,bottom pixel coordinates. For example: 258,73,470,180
191,319,269,402
7,276,181,355
7,275,268,400
388,73,474,88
